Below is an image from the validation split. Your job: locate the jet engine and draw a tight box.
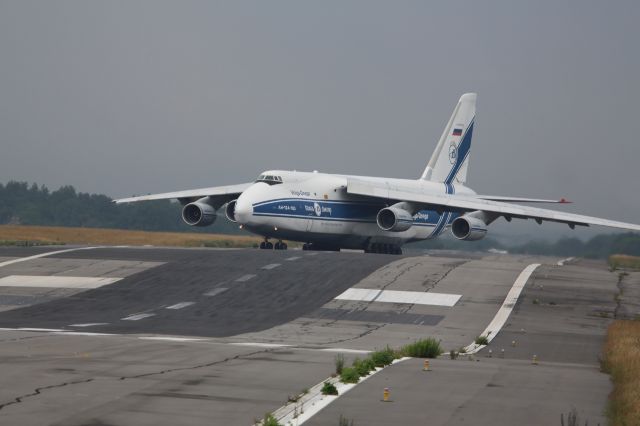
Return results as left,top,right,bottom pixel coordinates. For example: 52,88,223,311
376,207,413,232
225,200,238,223
182,200,217,227
451,216,487,241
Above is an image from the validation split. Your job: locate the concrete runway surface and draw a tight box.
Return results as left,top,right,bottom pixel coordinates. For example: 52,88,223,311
0,245,632,426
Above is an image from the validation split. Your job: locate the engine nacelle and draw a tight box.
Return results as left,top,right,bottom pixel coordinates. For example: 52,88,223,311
376,207,414,232
225,200,238,223
182,201,217,227
451,216,488,241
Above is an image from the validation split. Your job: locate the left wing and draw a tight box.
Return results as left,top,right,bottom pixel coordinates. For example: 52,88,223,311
114,183,252,207
347,178,640,231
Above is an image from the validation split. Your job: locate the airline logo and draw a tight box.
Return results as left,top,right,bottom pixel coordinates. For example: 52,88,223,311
452,128,463,136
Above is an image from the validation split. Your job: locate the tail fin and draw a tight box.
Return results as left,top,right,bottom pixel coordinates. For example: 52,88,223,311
420,93,476,185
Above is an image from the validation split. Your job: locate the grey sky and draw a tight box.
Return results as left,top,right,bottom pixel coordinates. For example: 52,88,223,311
1,1,638,239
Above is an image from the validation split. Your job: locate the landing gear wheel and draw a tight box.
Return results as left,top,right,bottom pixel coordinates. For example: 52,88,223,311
281,242,288,250
274,242,281,250
302,243,309,251
259,242,266,250
265,242,274,250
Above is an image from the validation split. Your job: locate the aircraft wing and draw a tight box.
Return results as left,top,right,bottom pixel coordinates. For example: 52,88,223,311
476,195,571,204
113,182,252,206
346,178,640,231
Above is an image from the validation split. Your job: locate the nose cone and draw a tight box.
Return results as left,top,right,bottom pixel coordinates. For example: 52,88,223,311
234,192,254,225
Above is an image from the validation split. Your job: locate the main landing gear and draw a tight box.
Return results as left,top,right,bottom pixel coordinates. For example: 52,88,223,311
365,243,402,255
259,239,287,250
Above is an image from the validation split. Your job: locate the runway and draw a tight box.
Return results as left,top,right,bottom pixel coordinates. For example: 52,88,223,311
0,246,629,425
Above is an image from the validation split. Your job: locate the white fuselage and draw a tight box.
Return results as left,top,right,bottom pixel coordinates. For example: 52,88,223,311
234,170,476,249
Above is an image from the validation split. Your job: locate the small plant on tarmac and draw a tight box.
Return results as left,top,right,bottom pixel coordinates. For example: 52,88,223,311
370,346,396,367
339,414,355,426
321,381,339,396
339,367,360,384
262,413,282,426
474,335,489,345
334,353,345,375
400,338,443,358
352,357,376,377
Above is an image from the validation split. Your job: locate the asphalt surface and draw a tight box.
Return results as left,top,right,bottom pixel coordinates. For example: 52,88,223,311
0,246,628,426
0,247,392,336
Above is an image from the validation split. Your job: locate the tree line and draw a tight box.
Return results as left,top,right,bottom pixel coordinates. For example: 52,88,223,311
0,181,242,235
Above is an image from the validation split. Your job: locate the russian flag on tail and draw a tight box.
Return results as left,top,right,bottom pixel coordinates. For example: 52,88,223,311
452,128,463,136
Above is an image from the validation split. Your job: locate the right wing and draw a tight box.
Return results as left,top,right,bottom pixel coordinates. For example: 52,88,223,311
113,183,252,207
347,178,640,231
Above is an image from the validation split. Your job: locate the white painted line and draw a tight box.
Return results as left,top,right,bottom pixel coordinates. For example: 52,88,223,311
0,246,100,268
53,331,115,336
229,342,293,348
305,252,318,256
139,336,205,342
464,263,541,354
335,288,461,307
18,327,67,332
69,323,109,327
261,263,281,270
557,257,575,266
235,274,256,282
0,275,122,289
285,256,301,261
203,287,228,297
273,357,410,425
319,348,371,354
121,313,156,321
166,302,195,310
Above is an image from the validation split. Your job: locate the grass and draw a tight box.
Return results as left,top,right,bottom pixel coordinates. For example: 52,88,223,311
399,338,443,358
609,254,640,271
370,346,397,368
601,320,640,425
0,224,264,248
334,353,345,375
321,381,338,396
339,367,360,384
474,335,489,345
339,414,355,426
261,413,282,426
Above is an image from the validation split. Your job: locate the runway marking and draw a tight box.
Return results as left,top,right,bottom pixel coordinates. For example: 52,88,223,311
335,288,461,307
235,274,256,282
0,246,100,268
285,256,301,261
318,347,370,354
54,331,115,336
121,313,156,321
166,302,195,310
139,336,205,342
69,323,109,327
261,263,281,270
203,287,228,297
229,342,293,348
464,263,541,354
0,275,122,289
557,257,575,266
305,252,319,256
271,357,411,425
0,327,67,332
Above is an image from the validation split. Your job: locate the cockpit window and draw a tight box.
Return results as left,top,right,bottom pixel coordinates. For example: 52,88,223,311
255,174,283,185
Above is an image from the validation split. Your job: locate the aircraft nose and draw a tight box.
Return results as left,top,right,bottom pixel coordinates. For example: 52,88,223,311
234,194,254,225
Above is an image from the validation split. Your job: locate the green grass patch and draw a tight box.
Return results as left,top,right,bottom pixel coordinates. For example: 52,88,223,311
474,335,489,345
370,346,397,367
339,367,360,384
321,381,338,396
334,353,345,375
261,413,282,426
400,338,443,358
353,357,376,376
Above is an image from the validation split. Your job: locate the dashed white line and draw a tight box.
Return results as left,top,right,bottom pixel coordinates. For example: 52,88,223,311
69,323,109,327
261,263,281,270
121,313,155,321
285,256,301,261
139,336,205,342
235,274,256,282
166,302,195,310
203,287,228,297
0,247,100,268
229,342,293,348
557,257,575,266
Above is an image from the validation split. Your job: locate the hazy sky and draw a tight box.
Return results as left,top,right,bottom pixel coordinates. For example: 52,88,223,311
1,1,638,239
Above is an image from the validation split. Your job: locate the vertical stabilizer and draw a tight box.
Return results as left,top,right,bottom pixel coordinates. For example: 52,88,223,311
420,93,476,185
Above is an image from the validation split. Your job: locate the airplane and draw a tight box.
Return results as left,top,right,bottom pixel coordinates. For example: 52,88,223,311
114,93,640,254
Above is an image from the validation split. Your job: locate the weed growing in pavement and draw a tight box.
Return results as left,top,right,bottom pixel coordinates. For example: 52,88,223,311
339,414,355,426
334,353,345,375
474,335,489,345
400,338,443,358
321,381,338,396
339,367,360,384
